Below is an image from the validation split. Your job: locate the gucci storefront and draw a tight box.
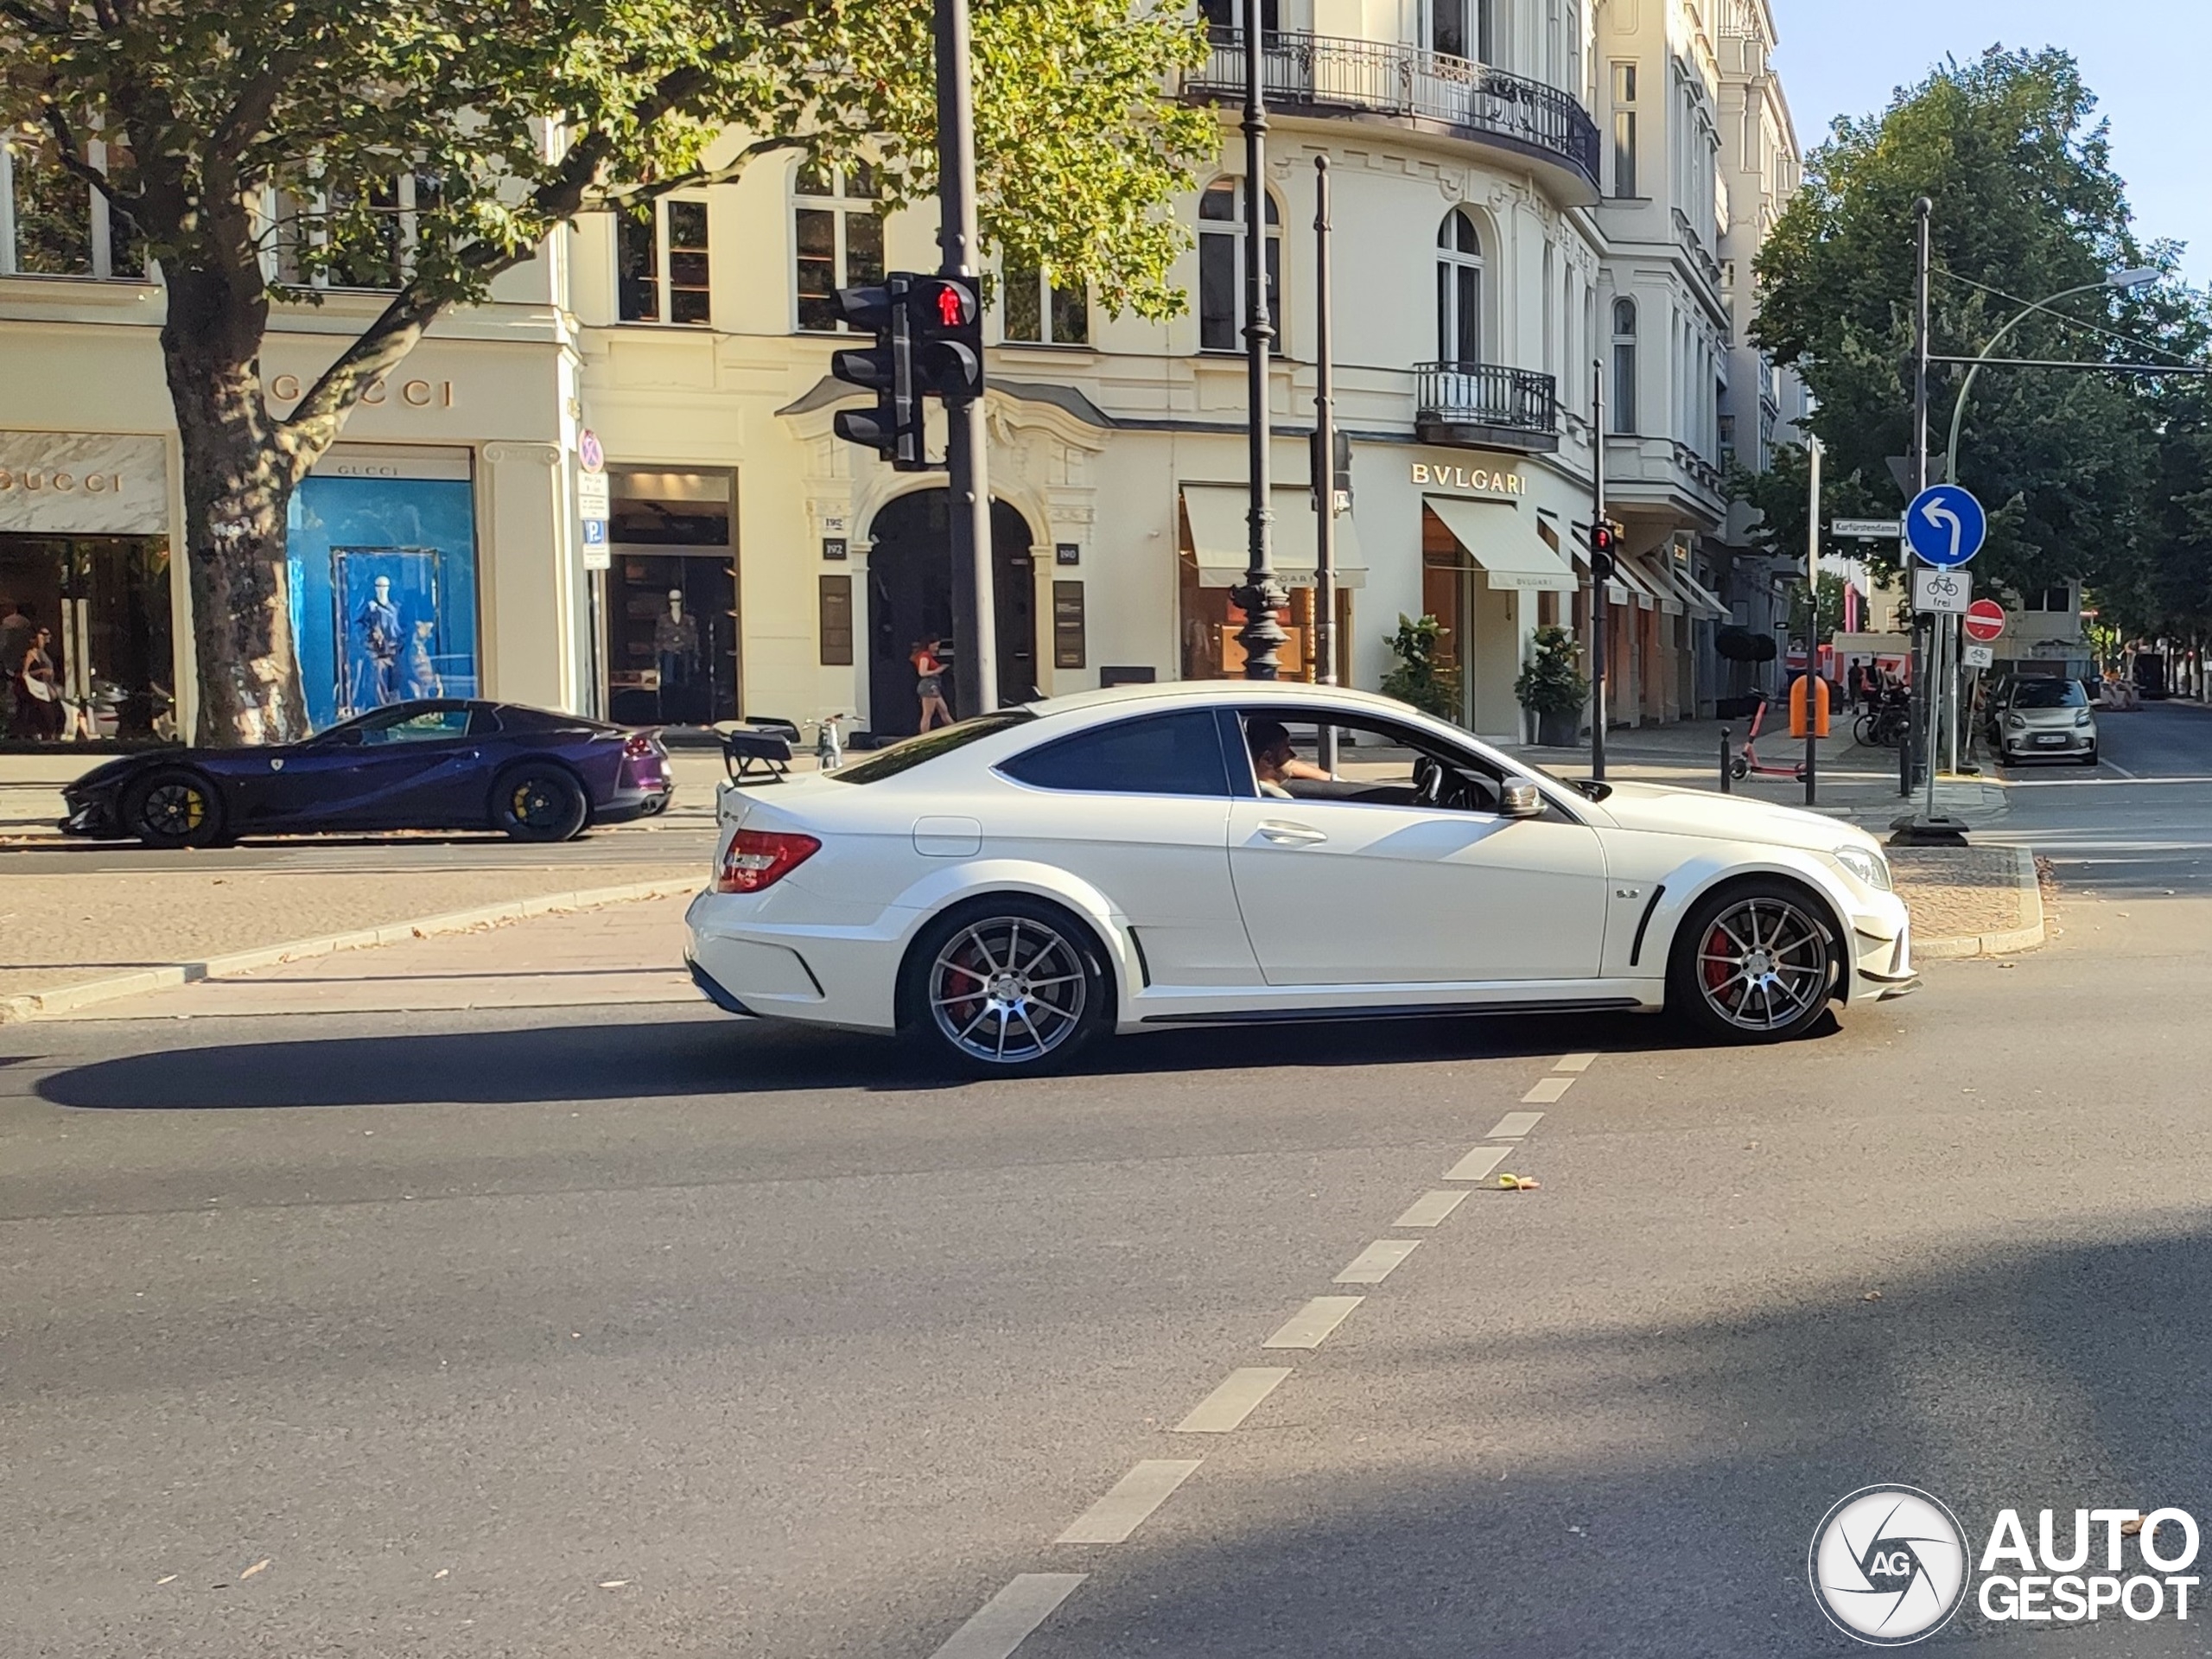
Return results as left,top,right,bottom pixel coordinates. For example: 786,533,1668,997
0,431,176,746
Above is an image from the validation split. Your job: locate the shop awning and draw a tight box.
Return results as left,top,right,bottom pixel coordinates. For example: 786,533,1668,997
1669,565,1729,621
1421,495,1575,592
1632,556,1686,616
1181,485,1367,588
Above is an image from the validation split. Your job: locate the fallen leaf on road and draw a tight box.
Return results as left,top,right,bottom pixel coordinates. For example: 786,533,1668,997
599,1580,630,1589
2122,1515,2146,1536
1862,1291,1884,1302
434,1568,449,1580
1497,1173,1541,1191
155,1575,178,1586
239,1559,271,1580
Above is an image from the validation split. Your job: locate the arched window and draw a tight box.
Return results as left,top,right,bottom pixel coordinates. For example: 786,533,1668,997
1198,177,1281,353
1610,296,1637,434
1436,209,1483,365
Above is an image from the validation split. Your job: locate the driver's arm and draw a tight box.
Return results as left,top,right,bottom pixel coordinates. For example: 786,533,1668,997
1280,757,1333,781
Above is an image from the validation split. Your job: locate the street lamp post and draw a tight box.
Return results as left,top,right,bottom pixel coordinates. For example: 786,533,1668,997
1232,0,1288,680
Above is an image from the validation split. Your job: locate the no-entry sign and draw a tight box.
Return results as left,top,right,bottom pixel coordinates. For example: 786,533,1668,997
1963,598,2007,643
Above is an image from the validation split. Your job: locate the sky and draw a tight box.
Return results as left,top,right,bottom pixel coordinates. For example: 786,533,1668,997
1770,1,2212,283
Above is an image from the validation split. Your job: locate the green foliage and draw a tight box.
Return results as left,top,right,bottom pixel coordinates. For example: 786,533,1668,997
1749,48,2208,613
1788,573,1852,646
1378,613,1461,721
0,1,1213,324
1512,625,1588,716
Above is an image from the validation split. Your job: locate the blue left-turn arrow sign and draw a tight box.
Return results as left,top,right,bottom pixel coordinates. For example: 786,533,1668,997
1904,484,1986,568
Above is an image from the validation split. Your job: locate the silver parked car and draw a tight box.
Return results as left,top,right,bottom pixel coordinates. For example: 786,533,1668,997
1992,676,2099,766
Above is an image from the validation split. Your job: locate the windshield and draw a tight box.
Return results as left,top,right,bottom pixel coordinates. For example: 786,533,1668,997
2011,679,2088,709
827,711,1036,783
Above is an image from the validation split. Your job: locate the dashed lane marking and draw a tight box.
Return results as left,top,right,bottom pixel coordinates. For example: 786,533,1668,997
1392,1189,1469,1228
1333,1238,1423,1284
1174,1367,1294,1433
1054,1460,1204,1545
1521,1076,1576,1103
1444,1146,1511,1182
925,1573,1090,1659
1554,1052,1599,1072
1262,1295,1364,1350
1484,1110,1545,1139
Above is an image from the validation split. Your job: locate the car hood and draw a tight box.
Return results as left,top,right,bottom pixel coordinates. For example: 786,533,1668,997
67,753,156,794
1581,779,1874,855
2005,705,2088,726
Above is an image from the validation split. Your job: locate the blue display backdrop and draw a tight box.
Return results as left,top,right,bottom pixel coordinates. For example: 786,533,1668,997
288,475,480,730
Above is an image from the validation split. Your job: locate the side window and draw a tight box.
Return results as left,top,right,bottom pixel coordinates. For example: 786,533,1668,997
467,707,505,736
1236,711,1510,813
362,708,471,744
998,710,1230,797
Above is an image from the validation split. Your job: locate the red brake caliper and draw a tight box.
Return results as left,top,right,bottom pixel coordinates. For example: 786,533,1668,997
1702,924,1737,998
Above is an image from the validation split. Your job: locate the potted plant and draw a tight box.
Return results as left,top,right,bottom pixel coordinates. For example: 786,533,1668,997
1379,613,1462,721
1515,624,1589,747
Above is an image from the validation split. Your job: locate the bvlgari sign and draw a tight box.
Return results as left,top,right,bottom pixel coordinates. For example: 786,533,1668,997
1410,459,1527,497
0,431,169,535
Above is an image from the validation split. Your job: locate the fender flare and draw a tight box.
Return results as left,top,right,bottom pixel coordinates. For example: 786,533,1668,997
887,859,1136,1017
1633,854,1859,996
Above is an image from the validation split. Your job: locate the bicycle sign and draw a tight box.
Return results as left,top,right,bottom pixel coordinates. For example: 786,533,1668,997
1913,566,1972,614
1904,484,1986,568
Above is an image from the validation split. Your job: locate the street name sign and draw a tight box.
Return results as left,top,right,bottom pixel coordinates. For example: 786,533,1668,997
1904,484,1986,568
1913,566,1972,614
1963,599,2007,643
1832,518,1903,540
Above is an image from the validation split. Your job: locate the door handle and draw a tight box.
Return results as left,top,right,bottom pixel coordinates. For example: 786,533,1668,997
1257,820,1328,845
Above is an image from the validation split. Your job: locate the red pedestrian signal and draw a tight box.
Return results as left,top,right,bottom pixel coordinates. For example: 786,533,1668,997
933,285,964,327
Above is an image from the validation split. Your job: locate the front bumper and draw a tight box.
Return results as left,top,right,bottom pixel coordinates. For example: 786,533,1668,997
58,794,124,838
2000,727,2094,759
1847,893,1917,1001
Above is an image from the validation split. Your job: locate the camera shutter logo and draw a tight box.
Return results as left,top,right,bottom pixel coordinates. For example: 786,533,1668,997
1809,1486,1969,1645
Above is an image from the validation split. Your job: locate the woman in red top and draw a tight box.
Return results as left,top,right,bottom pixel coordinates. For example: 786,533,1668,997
912,639,951,731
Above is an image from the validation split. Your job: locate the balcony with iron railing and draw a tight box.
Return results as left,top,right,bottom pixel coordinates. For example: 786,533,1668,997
1185,31,1602,201
1414,361,1560,454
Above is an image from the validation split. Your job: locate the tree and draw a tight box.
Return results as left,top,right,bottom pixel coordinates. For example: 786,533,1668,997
1749,48,2200,607
0,2,1212,743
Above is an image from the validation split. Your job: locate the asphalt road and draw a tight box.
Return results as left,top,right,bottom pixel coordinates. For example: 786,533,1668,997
0,816,720,876
6,709,2212,1658
1989,699,2212,895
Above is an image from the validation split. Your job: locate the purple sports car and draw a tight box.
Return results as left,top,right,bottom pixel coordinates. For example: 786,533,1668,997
60,699,673,849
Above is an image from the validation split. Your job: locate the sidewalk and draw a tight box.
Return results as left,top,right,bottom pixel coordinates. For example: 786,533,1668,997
54,892,700,1019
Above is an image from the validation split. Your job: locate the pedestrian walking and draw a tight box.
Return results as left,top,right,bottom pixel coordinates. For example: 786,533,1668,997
912,638,951,731
0,598,31,736
15,623,64,741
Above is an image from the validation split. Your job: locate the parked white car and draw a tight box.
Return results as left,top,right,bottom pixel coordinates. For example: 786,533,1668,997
685,683,1916,1073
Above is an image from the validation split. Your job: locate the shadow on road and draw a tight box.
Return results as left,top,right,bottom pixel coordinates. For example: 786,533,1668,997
33,1005,1795,1111
1013,1224,2212,1659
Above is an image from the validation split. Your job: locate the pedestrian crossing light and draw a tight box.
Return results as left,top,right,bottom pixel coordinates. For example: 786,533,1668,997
1590,520,1618,581
830,276,926,472
909,274,984,403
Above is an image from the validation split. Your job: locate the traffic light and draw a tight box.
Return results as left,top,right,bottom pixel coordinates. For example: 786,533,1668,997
909,274,984,403
1589,519,1618,582
830,275,925,471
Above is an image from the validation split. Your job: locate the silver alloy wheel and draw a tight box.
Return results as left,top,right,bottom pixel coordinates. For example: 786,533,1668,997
1694,895,1829,1033
928,916,1089,1065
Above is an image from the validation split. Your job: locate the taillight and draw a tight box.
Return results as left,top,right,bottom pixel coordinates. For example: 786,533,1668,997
623,731,659,759
715,829,821,893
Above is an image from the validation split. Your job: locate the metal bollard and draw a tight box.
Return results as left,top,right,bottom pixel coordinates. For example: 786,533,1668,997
1719,726,1732,793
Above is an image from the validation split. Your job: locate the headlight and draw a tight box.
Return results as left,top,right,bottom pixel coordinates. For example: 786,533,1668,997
2005,715,2027,729
2075,709,2094,728
1830,844,1892,892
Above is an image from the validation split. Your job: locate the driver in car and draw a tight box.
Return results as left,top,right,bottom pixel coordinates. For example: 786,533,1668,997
1246,719,1334,798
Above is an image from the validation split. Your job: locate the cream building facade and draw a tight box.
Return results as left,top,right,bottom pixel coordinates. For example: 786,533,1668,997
0,0,1800,750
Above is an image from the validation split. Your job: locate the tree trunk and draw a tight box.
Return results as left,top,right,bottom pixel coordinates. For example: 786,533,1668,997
162,264,308,747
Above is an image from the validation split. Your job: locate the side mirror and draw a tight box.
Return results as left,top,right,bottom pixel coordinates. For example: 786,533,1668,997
1498,775,1545,819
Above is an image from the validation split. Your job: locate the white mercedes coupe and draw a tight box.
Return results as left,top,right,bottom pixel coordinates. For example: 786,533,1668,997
684,682,1916,1073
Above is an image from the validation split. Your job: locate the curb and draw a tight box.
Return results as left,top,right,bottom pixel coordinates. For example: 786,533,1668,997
0,880,695,1025
1912,847,2045,959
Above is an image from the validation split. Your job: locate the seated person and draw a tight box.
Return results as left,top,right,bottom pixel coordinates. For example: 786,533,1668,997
1246,718,1332,798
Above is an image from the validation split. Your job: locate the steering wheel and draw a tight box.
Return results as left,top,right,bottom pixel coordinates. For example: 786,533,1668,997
1413,755,1446,807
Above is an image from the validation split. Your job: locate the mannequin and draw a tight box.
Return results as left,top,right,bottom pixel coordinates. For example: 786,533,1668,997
356,574,403,707
652,588,698,690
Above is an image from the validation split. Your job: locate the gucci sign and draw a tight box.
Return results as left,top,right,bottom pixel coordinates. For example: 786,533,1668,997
0,431,168,534
269,374,456,408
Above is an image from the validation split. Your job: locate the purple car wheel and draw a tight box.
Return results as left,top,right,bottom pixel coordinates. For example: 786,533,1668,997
493,766,588,842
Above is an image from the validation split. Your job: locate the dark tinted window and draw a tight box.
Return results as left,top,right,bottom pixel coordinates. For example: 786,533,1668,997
999,710,1230,797
830,712,1036,784
2012,678,2087,709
